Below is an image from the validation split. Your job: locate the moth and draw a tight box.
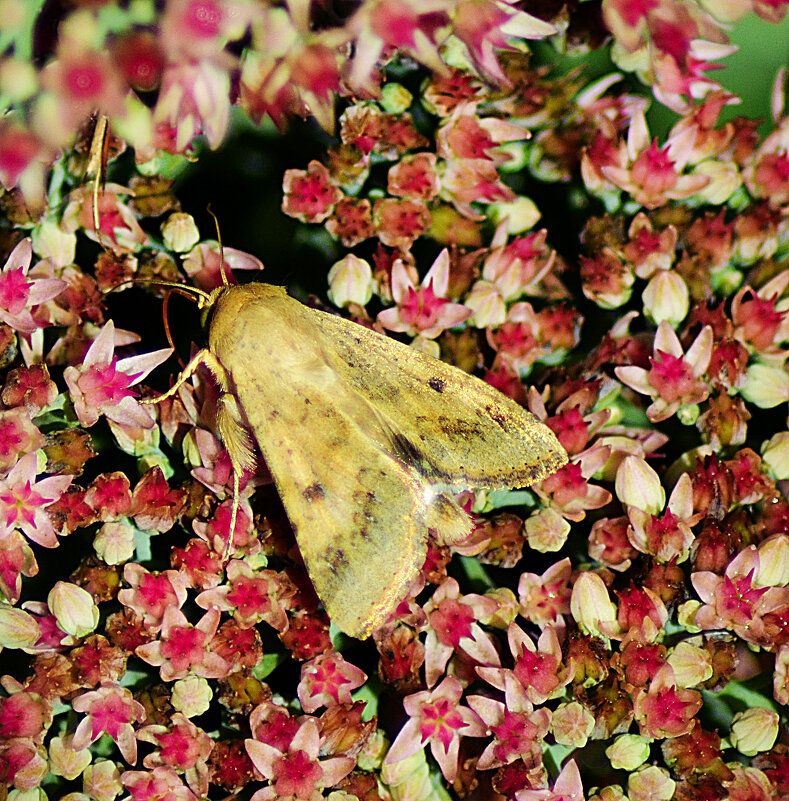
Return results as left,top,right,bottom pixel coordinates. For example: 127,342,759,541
147,278,567,639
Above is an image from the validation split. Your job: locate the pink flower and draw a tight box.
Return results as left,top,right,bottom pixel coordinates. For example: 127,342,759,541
63,319,171,429
0,121,52,211
138,713,214,797
692,545,789,648
538,447,613,522
0,452,71,548
345,0,450,90
373,197,432,249
377,250,472,338
440,157,516,218
282,160,342,224
245,716,355,801
467,672,551,769
38,37,129,144
0,530,37,604
0,738,48,791
479,624,570,706
62,184,149,252
1,363,59,414
129,467,187,533
602,111,710,207
122,765,198,801
72,683,146,764
731,271,789,355
154,60,233,150
0,408,45,473
633,665,702,739
195,560,293,631
423,577,500,687
0,690,49,739
135,606,230,681
0,238,65,334
451,1,555,82
118,564,189,631
387,153,441,200
517,558,572,627
384,675,486,783
627,473,701,564
615,321,713,423
159,0,242,61
182,242,263,292
297,653,367,713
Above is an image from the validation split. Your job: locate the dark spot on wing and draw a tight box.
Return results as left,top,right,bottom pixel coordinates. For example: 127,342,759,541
428,377,446,392
302,483,325,502
325,546,347,575
483,405,510,430
436,415,483,438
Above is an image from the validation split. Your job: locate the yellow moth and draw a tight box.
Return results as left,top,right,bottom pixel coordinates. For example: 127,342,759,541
146,274,567,639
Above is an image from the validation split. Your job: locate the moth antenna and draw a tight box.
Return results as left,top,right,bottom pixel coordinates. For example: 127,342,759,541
161,290,193,370
110,277,213,304
206,205,230,287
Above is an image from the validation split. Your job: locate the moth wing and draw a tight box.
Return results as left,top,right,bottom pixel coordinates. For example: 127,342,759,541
222,340,434,638
309,309,567,488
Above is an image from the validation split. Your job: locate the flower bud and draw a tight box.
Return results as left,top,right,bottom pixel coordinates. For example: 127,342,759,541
82,759,122,801
729,707,779,756
0,605,41,650
525,507,571,553
606,733,650,770
667,641,713,687
0,57,38,103
31,217,77,267
551,701,595,747
465,280,506,328
161,212,200,253
615,455,665,514
357,729,389,771
742,362,789,408
692,160,741,205
757,535,789,587
380,83,413,114
171,676,212,717
642,270,689,327
48,734,92,780
570,572,618,638
327,255,374,308
762,431,789,480
47,582,98,639
479,587,519,629
94,520,137,566
489,196,541,234
628,765,675,801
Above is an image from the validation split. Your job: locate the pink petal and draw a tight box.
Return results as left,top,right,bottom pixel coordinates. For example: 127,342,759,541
117,347,173,386
319,755,355,786
27,278,66,305
245,739,281,777
3,238,32,274
82,321,118,368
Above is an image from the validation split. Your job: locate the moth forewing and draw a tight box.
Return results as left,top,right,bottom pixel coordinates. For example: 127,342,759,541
202,282,567,638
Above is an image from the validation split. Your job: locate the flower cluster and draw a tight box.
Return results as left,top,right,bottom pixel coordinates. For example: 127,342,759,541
1,2,789,801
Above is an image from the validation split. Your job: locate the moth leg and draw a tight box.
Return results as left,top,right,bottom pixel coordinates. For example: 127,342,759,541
141,348,227,404
141,348,247,561
216,392,258,560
